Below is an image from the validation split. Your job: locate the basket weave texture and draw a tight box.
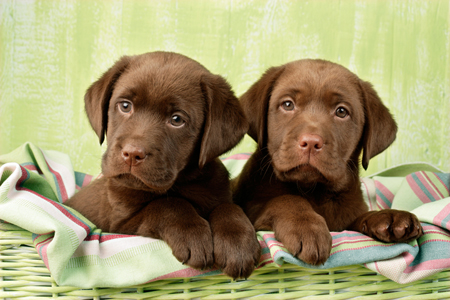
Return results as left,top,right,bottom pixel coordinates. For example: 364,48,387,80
1,230,449,300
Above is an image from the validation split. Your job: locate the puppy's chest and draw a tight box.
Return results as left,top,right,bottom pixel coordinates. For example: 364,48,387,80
303,192,338,213
170,187,225,217
110,189,219,220
305,191,367,231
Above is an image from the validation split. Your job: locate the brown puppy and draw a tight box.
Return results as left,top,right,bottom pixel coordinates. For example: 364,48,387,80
233,59,423,266
66,51,260,279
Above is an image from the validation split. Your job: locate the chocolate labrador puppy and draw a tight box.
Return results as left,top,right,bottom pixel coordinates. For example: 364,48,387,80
66,51,260,279
233,59,423,265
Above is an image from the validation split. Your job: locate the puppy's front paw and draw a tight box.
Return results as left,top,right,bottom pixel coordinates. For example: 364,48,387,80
166,218,214,270
361,209,423,243
213,227,261,279
276,213,332,265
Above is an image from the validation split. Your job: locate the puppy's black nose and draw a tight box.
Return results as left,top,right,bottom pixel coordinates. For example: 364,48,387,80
121,145,147,166
299,134,323,153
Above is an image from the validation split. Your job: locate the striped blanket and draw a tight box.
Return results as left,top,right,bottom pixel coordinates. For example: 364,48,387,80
0,142,449,288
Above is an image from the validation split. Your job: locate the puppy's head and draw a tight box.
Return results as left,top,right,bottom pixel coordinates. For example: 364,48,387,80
240,59,397,191
85,51,247,193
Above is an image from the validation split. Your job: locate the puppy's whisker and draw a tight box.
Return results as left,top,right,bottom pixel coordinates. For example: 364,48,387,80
262,162,274,182
258,148,272,172
268,167,276,184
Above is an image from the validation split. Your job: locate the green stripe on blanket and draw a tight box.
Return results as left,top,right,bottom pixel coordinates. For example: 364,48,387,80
0,142,449,287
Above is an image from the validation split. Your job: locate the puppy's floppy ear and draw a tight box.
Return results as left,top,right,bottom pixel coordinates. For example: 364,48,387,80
239,66,285,147
199,74,248,169
84,56,132,144
359,80,398,170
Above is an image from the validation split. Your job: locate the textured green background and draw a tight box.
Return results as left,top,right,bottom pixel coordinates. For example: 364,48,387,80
1,0,449,176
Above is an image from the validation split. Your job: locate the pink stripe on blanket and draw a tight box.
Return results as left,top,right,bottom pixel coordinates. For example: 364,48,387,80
85,233,135,243
41,240,52,270
16,166,91,235
422,225,450,237
419,238,450,247
417,172,441,200
433,203,450,230
432,173,450,194
375,181,394,209
268,241,285,248
271,249,285,260
35,237,53,270
41,150,69,202
35,236,53,247
330,243,395,256
401,251,416,265
404,258,450,274
332,235,374,245
221,153,252,161
369,251,416,276
423,172,445,199
258,252,274,266
23,164,43,174
406,173,433,203
82,174,94,187
259,240,267,248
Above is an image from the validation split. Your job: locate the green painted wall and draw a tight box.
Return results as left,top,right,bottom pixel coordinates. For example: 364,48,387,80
1,0,449,176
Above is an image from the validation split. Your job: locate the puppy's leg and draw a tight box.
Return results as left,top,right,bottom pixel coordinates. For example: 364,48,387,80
349,209,423,243
136,198,214,270
209,203,261,279
254,195,332,265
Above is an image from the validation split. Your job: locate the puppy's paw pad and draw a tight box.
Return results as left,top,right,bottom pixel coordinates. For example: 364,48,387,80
364,210,423,243
167,221,214,270
279,220,332,266
294,232,332,266
214,232,261,279
220,259,255,280
183,245,214,270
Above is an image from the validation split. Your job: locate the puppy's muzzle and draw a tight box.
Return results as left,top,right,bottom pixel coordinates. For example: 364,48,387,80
121,144,147,166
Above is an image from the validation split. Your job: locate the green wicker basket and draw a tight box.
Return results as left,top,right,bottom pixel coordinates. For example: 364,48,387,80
1,230,449,300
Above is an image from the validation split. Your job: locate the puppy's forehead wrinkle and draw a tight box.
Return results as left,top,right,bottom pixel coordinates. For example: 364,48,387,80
125,80,202,105
279,61,360,100
116,64,206,105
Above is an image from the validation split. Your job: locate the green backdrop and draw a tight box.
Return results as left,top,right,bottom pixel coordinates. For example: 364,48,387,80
1,0,449,176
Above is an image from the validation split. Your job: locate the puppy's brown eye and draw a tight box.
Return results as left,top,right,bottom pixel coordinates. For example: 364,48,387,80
170,114,185,127
335,107,349,118
281,101,295,111
119,101,132,113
